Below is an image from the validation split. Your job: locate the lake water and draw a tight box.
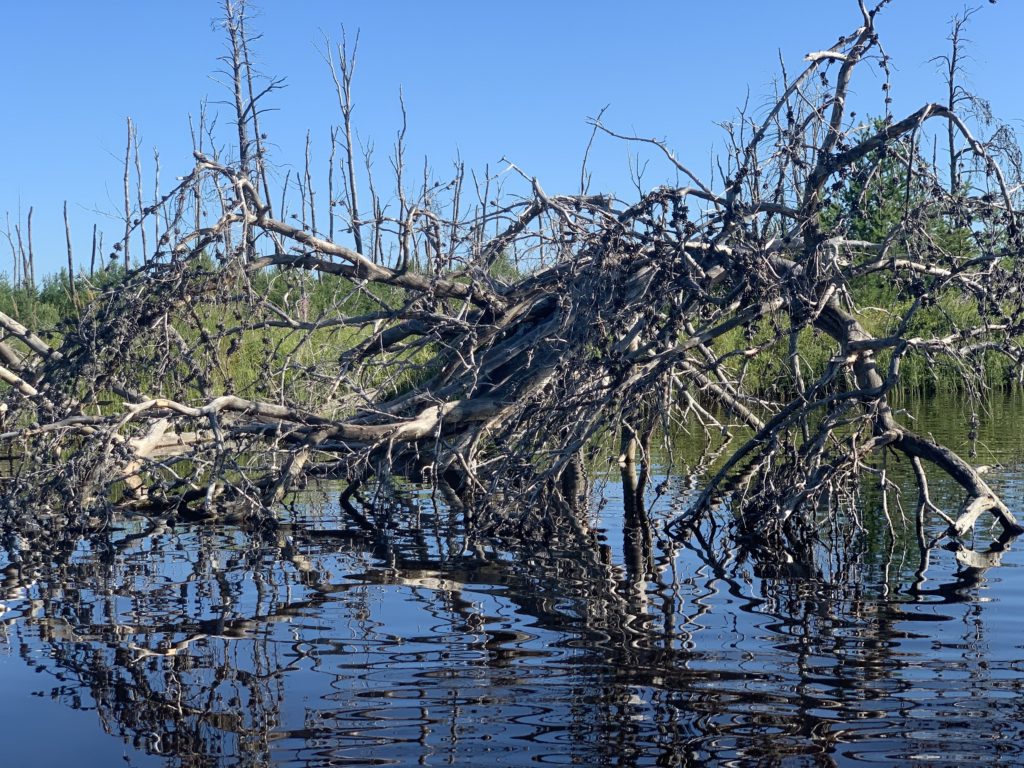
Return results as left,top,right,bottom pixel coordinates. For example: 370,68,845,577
3,393,1024,766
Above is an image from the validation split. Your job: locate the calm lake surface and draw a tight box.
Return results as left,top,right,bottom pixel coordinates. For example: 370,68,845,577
3,393,1024,766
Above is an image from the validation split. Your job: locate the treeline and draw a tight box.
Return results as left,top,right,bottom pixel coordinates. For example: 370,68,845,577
0,266,119,329
0,253,1014,399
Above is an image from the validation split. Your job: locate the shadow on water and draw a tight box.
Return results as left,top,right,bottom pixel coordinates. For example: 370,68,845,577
3,393,1024,766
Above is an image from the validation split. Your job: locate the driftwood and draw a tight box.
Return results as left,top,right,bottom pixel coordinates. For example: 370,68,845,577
1,1,1023,553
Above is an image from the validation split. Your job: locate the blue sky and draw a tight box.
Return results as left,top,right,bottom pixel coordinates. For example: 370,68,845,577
3,1,1022,277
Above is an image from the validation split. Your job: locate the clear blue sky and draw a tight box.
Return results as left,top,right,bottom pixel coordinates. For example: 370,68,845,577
3,0,1022,277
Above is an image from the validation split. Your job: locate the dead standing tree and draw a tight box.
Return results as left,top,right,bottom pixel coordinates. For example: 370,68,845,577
1,2,1022,554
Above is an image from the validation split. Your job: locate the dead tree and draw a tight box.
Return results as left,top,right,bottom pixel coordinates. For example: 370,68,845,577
1,1,1022,556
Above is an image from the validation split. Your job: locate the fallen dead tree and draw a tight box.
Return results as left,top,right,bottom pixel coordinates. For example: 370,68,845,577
2,1,1023,553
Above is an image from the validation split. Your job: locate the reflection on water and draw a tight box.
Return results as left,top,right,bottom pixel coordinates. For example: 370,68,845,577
2,393,1024,766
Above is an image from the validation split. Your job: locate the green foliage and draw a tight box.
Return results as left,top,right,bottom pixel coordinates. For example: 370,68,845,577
811,118,1012,393
488,252,522,283
0,261,433,417
823,137,917,243
706,120,1014,396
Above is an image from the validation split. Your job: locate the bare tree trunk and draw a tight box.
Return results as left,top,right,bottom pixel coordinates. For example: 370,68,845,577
224,1,251,178
327,29,363,254
63,201,77,310
123,118,133,271
25,207,35,293
89,223,97,278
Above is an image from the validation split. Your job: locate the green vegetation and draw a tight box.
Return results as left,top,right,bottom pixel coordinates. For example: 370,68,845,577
709,120,1019,397
0,262,434,417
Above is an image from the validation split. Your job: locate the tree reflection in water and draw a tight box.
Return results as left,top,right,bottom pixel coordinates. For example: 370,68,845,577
1,478,1023,767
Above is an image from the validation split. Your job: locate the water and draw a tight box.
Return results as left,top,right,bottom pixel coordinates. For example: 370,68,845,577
3,393,1024,766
